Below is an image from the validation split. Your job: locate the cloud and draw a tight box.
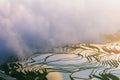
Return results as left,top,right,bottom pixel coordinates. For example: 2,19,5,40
0,0,120,62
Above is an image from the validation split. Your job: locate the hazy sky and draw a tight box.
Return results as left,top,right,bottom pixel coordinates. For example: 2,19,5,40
0,0,120,62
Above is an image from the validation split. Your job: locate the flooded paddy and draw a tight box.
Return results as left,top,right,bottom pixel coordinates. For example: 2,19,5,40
1,42,120,80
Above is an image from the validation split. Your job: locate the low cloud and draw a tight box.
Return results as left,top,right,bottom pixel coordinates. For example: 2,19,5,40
0,0,120,62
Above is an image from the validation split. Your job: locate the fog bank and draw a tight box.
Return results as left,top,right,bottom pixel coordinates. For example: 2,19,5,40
0,0,120,63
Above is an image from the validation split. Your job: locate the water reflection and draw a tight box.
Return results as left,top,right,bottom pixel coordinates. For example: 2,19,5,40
47,72,63,80
1,42,120,80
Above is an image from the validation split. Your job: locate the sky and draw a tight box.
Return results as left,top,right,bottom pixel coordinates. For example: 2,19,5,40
0,0,120,63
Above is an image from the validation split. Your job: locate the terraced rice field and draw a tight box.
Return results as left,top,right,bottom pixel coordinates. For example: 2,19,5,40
1,42,120,80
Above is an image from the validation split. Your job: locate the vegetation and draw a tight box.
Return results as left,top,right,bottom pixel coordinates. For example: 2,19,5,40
1,42,120,80
0,56,48,80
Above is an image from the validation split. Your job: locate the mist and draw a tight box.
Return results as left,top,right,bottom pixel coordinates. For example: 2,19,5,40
0,0,120,63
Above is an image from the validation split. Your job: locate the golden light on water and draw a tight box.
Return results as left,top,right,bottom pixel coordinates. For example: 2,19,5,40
1,0,120,80
47,72,63,80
